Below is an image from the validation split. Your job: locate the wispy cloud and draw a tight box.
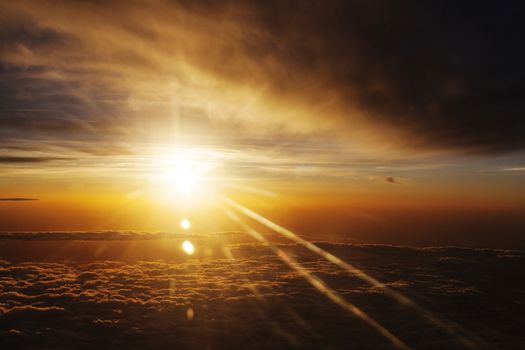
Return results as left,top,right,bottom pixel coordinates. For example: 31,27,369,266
0,198,38,201
501,167,525,172
0,156,71,163
1,1,524,155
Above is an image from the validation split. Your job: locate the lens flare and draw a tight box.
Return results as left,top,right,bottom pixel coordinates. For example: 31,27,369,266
182,240,195,255
181,219,191,230
186,307,194,320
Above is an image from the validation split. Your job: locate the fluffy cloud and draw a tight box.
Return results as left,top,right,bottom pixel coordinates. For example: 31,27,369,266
0,239,523,348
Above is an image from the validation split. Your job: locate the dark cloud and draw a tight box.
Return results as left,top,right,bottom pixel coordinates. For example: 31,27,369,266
0,239,524,348
0,231,235,241
0,198,38,201
217,1,525,153
385,177,397,184
0,14,71,52
1,1,524,154
0,156,71,163
0,65,124,141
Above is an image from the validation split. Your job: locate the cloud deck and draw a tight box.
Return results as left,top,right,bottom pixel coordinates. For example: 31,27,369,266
0,237,523,349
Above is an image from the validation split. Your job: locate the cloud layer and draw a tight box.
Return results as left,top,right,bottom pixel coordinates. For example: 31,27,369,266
1,1,525,155
0,239,524,349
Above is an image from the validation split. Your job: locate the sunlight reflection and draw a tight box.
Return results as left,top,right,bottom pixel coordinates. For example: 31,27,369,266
182,240,195,255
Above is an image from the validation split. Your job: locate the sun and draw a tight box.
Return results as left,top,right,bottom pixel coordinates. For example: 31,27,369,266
148,147,218,203
170,163,199,196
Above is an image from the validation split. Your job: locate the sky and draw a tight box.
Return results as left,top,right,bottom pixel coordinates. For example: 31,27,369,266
2,3,525,349
1,1,524,246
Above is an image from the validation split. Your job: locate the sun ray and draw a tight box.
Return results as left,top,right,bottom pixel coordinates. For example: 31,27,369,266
222,196,481,349
219,204,410,350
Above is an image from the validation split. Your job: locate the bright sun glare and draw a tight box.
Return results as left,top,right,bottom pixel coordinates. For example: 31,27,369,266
171,165,198,196
149,147,218,203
